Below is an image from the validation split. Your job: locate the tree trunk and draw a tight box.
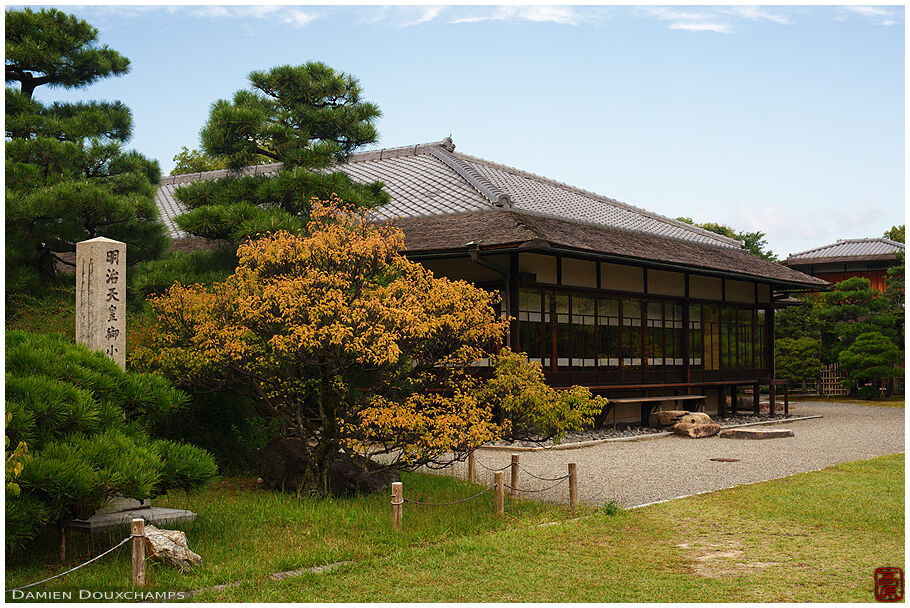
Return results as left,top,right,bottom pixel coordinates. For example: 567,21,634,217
294,371,342,497
297,437,339,497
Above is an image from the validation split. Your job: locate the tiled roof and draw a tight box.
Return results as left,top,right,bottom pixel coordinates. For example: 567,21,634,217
156,138,741,249
784,238,905,265
157,163,282,237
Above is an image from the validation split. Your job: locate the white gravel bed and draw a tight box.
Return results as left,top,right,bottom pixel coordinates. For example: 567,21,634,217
487,413,798,448
429,401,904,508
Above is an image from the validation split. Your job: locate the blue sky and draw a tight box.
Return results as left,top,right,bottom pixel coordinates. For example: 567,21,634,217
20,4,906,258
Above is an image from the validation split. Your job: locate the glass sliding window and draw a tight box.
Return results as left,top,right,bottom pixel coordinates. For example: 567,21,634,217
549,292,571,370
517,289,543,364
645,302,664,366
571,294,595,368
666,303,684,367
688,304,703,369
703,305,720,371
720,307,737,369
597,297,620,368
739,308,753,369
755,309,766,368
621,298,642,368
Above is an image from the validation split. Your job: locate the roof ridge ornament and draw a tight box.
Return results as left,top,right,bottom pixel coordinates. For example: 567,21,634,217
428,145,513,209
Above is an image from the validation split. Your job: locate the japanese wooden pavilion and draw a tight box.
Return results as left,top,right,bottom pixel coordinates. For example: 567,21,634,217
782,238,904,292
156,138,829,423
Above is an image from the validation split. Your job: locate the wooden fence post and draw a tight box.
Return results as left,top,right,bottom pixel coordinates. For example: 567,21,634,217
568,463,577,510
510,454,519,497
468,451,476,484
391,482,403,531
131,518,146,587
494,472,504,516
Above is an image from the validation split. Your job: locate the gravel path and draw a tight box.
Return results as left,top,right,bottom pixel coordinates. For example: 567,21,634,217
436,401,904,508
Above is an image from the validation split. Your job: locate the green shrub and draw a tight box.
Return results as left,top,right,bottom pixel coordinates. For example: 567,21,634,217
477,349,606,443
5,331,218,552
857,385,881,401
838,331,903,397
775,337,822,386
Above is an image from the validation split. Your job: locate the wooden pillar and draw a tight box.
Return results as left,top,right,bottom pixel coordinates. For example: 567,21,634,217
131,518,146,587
467,451,476,484
784,383,790,416
766,307,775,377
58,521,67,563
568,463,577,510
494,472,504,516
718,385,728,418
510,454,519,497
769,382,776,416
753,383,760,416
391,482,403,531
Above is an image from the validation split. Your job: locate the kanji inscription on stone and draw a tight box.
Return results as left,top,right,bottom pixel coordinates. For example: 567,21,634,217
76,237,126,369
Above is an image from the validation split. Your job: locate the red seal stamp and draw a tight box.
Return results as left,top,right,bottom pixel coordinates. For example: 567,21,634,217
875,567,904,602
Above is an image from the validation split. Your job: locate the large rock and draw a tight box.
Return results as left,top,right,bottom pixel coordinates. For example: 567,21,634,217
650,410,690,428
143,524,202,572
255,438,400,497
673,412,720,438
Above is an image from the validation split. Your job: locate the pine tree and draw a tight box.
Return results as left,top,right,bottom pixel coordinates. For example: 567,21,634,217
6,8,168,285
5,331,218,554
172,62,389,242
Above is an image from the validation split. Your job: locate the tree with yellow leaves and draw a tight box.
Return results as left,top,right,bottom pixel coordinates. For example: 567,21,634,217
134,197,509,496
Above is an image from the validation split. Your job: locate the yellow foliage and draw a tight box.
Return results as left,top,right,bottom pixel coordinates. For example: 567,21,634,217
133,197,509,476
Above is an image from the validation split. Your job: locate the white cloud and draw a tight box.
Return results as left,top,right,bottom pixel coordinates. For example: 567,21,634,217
284,9,316,28
670,22,731,34
399,7,444,27
450,6,585,26
85,5,319,29
640,7,732,34
639,5,798,33
838,5,900,26
728,6,791,25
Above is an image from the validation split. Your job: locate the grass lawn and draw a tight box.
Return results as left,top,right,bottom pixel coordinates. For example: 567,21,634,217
790,395,905,408
6,454,903,602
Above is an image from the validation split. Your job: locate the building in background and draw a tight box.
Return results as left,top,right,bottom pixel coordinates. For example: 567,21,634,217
782,238,905,291
156,138,828,421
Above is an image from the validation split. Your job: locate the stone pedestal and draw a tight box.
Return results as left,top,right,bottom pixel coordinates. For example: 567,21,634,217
76,237,126,369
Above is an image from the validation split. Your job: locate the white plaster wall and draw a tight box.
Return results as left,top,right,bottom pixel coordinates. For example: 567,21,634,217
602,263,644,292
519,253,558,284
647,269,685,296
561,257,597,288
726,279,755,303
689,274,722,300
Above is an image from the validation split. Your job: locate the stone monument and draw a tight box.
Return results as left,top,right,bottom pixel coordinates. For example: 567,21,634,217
76,237,126,369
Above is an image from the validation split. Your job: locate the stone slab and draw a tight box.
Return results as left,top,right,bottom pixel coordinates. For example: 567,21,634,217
96,497,150,514
719,428,795,440
68,507,196,530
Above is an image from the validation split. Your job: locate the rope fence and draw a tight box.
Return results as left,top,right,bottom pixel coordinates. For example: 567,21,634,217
401,485,496,506
8,518,151,592
8,536,132,592
391,454,578,530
